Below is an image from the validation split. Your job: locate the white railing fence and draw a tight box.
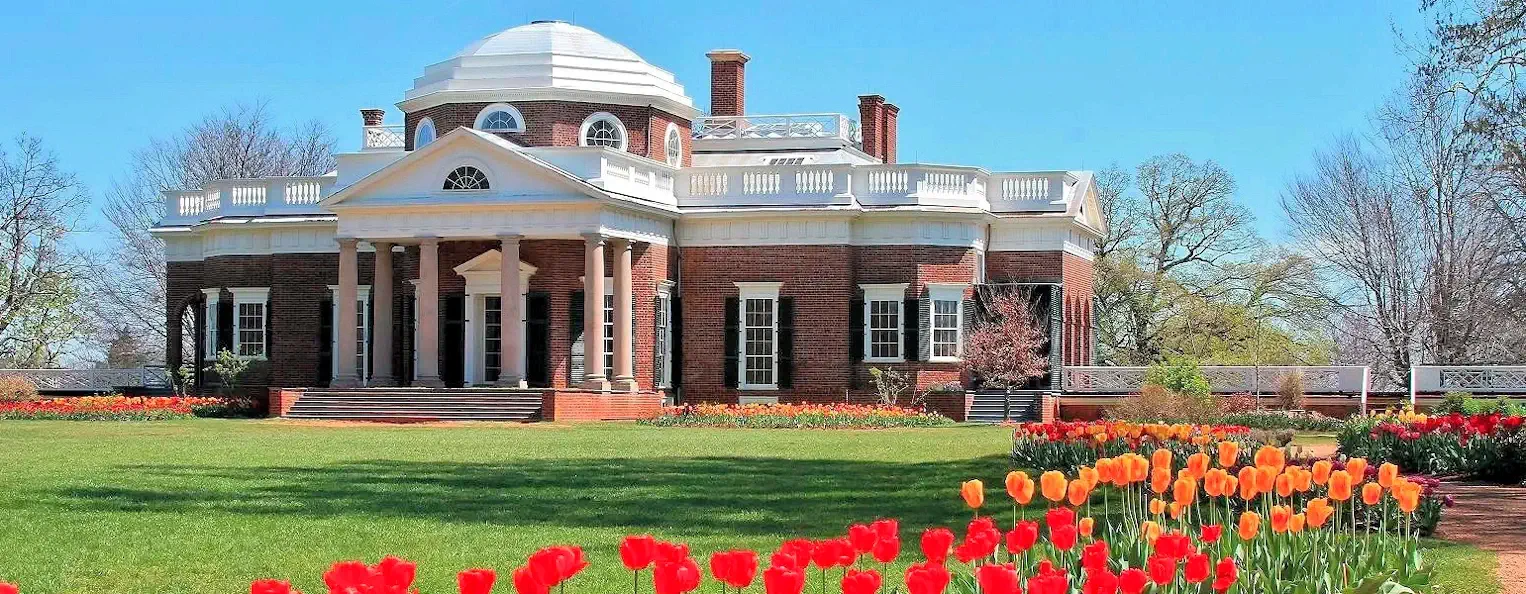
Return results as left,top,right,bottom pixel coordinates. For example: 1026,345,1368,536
1410,365,1526,404
363,125,405,150
0,367,171,393
161,176,335,224
1062,366,1371,400
694,113,859,144
674,164,1061,210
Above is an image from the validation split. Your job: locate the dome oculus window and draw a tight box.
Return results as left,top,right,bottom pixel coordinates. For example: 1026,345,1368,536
664,123,683,166
415,118,436,148
474,104,525,133
580,113,627,150
443,166,490,191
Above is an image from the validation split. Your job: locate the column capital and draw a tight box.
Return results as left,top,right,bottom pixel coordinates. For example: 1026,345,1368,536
336,237,360,248
416,236,440,247
608,237,632,249
497,233,524,243
581,232,607,245
371,240,394,250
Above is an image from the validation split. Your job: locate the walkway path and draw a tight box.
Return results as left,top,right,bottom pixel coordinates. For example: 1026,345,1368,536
1434,483,1526,594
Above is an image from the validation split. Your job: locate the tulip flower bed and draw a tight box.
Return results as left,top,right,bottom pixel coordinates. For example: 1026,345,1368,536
0,395,239,420
640,403,953,429
1011,421,1260,472
1338,410,1526,484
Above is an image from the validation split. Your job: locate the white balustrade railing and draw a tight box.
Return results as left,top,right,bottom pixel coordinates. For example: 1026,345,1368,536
363,125,405,150
161,176,336,225
676,163,1042,208
992,172,1065,201
1411,365,1526,403
694,113,860,145
1062,366,1371,396
0,367,170,393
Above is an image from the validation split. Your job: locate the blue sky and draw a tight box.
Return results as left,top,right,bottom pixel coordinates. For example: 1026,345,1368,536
0,1,1426,249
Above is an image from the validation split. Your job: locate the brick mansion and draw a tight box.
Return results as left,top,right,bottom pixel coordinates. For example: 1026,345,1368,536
153,21,1104,420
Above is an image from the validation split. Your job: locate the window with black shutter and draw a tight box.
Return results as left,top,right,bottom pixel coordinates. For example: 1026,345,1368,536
849,298,865,362
669,295,683,388
902,298,920,362
723,296,740,388
778,297,794,388
525,292,550,387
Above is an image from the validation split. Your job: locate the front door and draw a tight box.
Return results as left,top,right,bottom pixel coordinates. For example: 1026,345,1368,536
442,295,465,388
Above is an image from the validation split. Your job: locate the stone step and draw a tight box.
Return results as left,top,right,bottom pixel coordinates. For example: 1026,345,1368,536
284,389,544,422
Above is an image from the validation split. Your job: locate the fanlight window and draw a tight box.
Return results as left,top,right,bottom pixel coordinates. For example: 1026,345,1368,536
665,126,682,166
480,111,519,131
415,119,436,147
443,166,490,191
582,115,626,149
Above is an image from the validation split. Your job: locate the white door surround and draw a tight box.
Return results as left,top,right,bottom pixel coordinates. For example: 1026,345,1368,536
454,249,537,386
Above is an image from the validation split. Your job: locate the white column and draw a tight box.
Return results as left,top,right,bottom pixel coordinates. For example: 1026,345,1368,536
201,288,221,359
611,238,637,392
414,238,445,387
331,238,361,388
580,233,609,391
498,234,527,387
371,242,395,386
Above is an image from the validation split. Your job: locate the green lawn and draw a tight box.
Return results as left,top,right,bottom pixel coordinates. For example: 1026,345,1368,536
0,420,1500,594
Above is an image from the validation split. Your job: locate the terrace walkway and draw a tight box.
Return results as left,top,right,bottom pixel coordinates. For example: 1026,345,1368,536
1435,483,1526,594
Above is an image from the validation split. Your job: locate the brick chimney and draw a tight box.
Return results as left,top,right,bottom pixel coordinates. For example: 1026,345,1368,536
707,50,750,117
360,108,385,127
858,95,886,161
882,103,899,163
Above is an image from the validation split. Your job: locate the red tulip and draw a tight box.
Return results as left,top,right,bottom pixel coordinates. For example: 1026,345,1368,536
956,517,1002,562
764,565,806,594
871,519,899,541
654,558,702,594
1153,533,1193,561
656,542,691,564
920,528,955,564
1199,525,1222,544
1082,567,1119,594
621,535,658,571
871,535,900,564
776,540,814,570
1044,506,1076,532
375,556,418,592
0,584,15,594
513,566,549,594
1118,568,1148,594
324,561,372,594
1184,554,1210,584
1211,558,1238,593
1005,520,1039,554
458,569,496,594
250,579,296,594
1050,524,1078,552
840,569,882,594
1081,540,1109,572
849,524,878,554
709,550,759,589
974,564,1021,594
528,547,586,587
903,562,951,594
1028,572,1068,594
812,538,856,569
1147,555,1175,586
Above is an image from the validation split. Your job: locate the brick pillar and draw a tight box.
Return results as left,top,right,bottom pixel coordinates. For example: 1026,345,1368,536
360,109,385,126
581,234,610,391
858,95,886,161
414,238,445,387
331,238,361,388
882,103,899,164
611,239,636,392
371,242,396,386
498,235,527,387
706,50,750,117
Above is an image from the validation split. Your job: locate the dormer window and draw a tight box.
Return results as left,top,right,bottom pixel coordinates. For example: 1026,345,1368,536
664,123,683,167
415,118,436,148
443,166,490,190
475,103,525,133
580,113,627,150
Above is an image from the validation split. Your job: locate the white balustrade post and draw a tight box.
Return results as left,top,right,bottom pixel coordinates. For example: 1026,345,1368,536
1409,365,1418,408
1360,367,1370,415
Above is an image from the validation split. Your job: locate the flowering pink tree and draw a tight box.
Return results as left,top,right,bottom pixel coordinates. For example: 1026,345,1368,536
961,289,1048,388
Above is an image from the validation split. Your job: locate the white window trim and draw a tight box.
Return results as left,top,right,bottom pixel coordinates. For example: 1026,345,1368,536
328,285,372,385
927,283,968,363
663,122,683,167
228,287,269,360
443,165,491,192
735,282,782,391
860,283,908,363
415,117,436,148
579,112,628,150
656,285,674,388
473,103,526,133
201,288,221,359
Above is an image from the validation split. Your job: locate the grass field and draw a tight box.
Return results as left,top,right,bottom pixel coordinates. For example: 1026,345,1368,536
0,420,1500,594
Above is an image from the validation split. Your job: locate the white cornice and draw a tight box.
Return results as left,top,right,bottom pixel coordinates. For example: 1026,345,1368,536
398,88,700,121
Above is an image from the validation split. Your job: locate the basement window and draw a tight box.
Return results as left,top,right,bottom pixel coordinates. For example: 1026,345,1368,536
765,157,808,165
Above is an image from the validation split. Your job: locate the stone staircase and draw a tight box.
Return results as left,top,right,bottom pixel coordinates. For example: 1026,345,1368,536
283,389,546,422
966,390,1047,424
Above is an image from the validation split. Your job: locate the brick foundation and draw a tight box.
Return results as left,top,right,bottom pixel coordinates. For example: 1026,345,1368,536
268,387,304,417
543,390,665,421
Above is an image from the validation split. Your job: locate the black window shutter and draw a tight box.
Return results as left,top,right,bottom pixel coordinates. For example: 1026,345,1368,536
569,291,584,385
217,300,234,353
723,296,739,388
526,292,551,387
670,295,683,387
652,295,665,389
902,298,920,362
778,297,795,388
317,299,333,385
265,295,273,359
918,298,933,362
849,299,865,362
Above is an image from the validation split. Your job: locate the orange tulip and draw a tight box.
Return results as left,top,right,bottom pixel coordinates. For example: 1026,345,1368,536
1238,511,1261,541
1237,466,1259,501
1129,454,1150,483
1361,482,1382,506
1068,479,1091,507
1079,517,1094,538
1275,473,1294,498
1306,497,1334,528
1217,441,1240,467
1152,448,1173,474
1172,476,1197,507
1079,465,1099,491
1150,497,1166,516
1346,458,1368,482
1004,471,1029,502
1289,513,1306,533
1255,466,1276,493
1312,460,1333,486
1203,468,1225,497
1378,462,1399,488
1186,452,1210,479
1328,470,1354,502
1096,458,1116,485
1040,471,1067,503
1292,467,1312,492
1169,501,1184,519
1142,520,1163,544
1254,446,1286,473
1151,467,1171,494
1394,481,1421,513
1223,475,1239,499
961,479,984,509
1270,505,1292,534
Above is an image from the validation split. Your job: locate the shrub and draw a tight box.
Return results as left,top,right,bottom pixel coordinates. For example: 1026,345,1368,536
1107,384,1223,425
1144,357,1211,398
1338,409,1526,484
641,402,953,429
1276,371,1307,410
867,367,910,407
0,375,39,402
1223,409,1344,431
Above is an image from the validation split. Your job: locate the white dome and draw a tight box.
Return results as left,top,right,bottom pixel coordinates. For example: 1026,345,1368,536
400,21,697,118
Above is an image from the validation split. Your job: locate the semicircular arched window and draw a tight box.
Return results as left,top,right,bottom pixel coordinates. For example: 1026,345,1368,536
415,118,436,148
580,113,627,150
481,111,518,131
443,166,490,191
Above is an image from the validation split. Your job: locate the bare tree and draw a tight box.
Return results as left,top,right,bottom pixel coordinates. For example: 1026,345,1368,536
93,102,335,359
962,289,1049,388
0,134,92,366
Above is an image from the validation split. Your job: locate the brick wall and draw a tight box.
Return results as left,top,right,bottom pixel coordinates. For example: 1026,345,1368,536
543,390,664,421
404,100,691,165
851,245,977,392
986,250,1095,366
